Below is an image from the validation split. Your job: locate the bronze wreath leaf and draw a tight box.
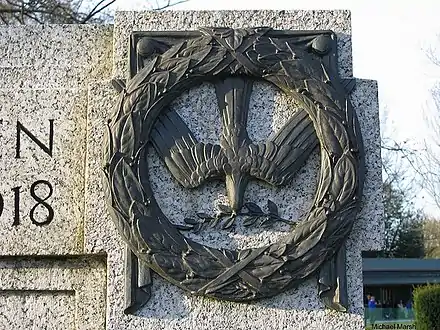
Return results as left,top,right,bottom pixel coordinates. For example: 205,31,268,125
102,27,365,310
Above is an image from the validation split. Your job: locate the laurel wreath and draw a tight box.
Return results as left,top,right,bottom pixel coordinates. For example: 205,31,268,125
102,28,364,302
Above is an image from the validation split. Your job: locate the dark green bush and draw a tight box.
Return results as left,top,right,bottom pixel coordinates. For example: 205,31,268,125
413,283,440,330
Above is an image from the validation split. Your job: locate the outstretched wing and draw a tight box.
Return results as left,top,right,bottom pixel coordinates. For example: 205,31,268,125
150,110,227,188
249,109,318,185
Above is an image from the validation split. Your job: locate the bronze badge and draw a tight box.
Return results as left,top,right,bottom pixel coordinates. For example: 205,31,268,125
103,27,364,314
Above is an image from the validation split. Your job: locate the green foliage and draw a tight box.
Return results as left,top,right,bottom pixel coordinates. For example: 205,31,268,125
380,181,425,258
413,284,440,330
423,218,440,258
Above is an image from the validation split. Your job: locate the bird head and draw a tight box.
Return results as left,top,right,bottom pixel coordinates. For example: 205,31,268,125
224,163,249,214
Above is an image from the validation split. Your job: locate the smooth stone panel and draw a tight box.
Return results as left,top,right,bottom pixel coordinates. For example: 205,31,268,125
104,243,365,330
0,88,87,255
0,25,113,89
0,291,75,330
84,82,120,254
0,256,107,330
113,10,353,79
349,79,384,251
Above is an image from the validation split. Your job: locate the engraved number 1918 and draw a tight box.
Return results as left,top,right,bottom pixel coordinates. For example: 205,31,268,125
0,180,54,226
0,119,56,226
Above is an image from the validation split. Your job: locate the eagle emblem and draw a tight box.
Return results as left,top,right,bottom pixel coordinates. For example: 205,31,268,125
103,27,364,314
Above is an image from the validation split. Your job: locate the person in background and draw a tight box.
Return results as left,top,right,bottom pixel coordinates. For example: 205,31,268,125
398,300,405,319
368,295,377,324
365,293,372,323
406,300,413,319
365,293,371,305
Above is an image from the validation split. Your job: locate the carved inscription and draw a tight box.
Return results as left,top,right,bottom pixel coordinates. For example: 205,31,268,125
10,181,54,226
0,120,55,226
15,120,54,158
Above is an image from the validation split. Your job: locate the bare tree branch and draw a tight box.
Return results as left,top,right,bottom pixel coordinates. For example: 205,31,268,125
0,0,187,25
81,0,115,23
154,0,188,10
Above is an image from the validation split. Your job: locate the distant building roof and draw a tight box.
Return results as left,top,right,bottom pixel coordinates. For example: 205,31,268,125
363,258,440,285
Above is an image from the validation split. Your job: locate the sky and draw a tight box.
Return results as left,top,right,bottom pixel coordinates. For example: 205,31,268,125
117,0,440,215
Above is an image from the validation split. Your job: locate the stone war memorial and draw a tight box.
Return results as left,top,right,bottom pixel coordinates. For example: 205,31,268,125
0,10,383,330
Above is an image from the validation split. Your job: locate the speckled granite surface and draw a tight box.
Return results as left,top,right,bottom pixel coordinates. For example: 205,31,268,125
0,10,384,330
0,88,87,255
113,10,353,79
0,25,113,89
0,24,113,256
0,24,111,330
0,256,106,330
85,76,380,330
91,10,381,329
